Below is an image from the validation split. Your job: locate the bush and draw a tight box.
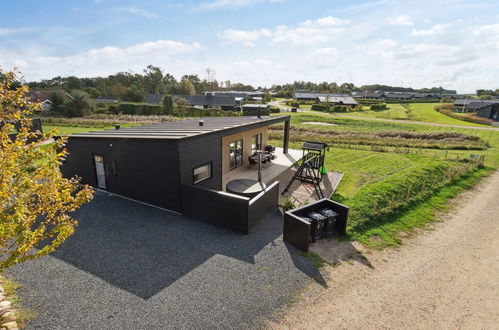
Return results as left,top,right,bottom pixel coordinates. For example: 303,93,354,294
370,103,388,111
117,102,165,115
329,105,351,112
269,106,280,113
435,105,492,125
347,161,480,231
311,104,329,112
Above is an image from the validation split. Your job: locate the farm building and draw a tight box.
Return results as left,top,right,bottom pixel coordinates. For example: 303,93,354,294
176,93,239,110
145,94,165,105
61,116,299,233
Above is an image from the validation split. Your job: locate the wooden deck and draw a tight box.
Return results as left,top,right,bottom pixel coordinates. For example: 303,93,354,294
222,147,305,189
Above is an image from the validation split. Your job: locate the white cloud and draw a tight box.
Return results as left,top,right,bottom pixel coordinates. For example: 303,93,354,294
197,0,283,10
411,23,450,36
0,40,201,80
0,27,35,36
220,16,349,46
311,47,339,56
472,23,499,49
221,28,272,43
388,15,414,26
119,7,159,19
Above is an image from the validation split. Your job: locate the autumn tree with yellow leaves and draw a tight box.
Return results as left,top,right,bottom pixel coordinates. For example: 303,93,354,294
0,69,93,270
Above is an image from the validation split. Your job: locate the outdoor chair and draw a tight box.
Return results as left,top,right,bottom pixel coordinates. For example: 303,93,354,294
264,145,276,159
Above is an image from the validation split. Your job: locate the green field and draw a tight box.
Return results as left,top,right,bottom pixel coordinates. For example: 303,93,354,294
331,103,488,127
270,112,498,247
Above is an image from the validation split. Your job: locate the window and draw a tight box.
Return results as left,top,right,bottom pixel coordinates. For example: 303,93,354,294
229,139,243,169
251,133,262,154
193,163,212,184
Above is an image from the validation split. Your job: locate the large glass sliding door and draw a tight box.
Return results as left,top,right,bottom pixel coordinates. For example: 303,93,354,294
229,139,243,169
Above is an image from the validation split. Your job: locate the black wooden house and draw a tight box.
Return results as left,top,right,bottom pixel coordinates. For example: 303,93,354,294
61,116,292,233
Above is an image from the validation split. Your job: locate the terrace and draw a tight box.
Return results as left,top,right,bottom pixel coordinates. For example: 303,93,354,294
222,147,305,189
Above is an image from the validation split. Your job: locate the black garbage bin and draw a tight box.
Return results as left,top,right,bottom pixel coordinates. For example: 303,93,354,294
318,208,339,237
306,211,327,242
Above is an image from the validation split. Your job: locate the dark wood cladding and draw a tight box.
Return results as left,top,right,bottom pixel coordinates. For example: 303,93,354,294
178,134,222,191
248,181,279,231
61,137,181,212
180,184,250,234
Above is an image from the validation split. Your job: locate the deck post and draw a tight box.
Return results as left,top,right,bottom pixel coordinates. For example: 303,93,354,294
283,118,290,154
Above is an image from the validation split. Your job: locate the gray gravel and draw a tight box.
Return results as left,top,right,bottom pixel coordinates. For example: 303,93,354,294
6,191,323,329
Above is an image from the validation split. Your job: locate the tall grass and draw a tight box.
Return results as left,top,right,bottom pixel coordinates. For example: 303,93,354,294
344,160,482,231
435,105,492,125
269,126,489,150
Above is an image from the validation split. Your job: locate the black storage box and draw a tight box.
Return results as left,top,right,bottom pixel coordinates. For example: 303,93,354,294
283,199,349,252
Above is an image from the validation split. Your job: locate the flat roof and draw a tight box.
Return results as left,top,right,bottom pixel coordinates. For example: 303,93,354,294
68,115,290,140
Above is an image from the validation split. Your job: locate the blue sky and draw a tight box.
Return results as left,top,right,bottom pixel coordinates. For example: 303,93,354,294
1,0,498,92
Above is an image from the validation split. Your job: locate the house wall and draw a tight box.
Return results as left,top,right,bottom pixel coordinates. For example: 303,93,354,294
476,106,493,119
221,127,269,175
61,137,182,212
177,133,223,191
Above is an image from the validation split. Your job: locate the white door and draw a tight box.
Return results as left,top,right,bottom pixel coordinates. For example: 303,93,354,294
94,155,107,189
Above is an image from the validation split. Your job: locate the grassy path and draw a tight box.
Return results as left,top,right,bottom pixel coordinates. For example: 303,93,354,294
302,110,499,131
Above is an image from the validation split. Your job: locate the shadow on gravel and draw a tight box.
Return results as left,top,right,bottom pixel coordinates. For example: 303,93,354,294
51,191,323,299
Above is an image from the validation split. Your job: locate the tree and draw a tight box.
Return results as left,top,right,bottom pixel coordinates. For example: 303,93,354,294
63,90,93,117
0,69,93,270
84,87,100,99
263,91,272,103
162,94,174,115
179,78,196,95
174,97,188,117
122,84,144,102
49,90,67,113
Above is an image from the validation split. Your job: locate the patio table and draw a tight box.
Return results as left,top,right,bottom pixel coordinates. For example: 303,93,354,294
226,179,267,198
249,153,271,164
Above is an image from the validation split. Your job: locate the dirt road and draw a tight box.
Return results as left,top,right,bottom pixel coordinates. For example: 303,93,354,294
269,170,499,329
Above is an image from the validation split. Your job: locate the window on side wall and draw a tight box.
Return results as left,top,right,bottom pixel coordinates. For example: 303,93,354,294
193,162,212,184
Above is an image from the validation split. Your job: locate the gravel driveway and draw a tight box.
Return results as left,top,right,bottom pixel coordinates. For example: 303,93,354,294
6,191,322,329
269,170,499,329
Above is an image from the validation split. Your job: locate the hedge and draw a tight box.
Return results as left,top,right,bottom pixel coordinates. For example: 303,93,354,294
435,105,492,125
311,104,329,111
370,103,388,110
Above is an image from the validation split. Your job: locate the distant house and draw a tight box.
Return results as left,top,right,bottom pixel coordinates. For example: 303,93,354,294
95,96,119,103
27,89,73,111
316,96,358,106
177,93,238,111
241,104,269,115
351,91,385,99
384,92,415,100
442,93,466,100
456,99,499,121
295,92,352,101
146,94,165,105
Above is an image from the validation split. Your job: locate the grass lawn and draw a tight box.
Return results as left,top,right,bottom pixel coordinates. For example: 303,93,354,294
271,112,498,248
334,103,488,127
